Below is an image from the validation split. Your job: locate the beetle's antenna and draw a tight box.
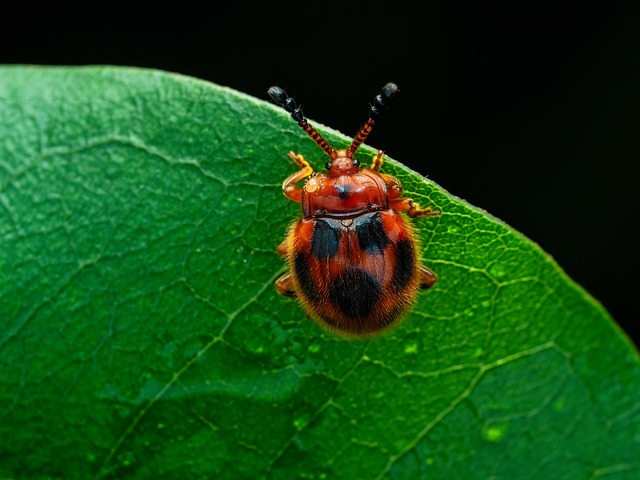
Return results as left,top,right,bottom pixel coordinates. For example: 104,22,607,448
346,82,398,158
268,86,337,159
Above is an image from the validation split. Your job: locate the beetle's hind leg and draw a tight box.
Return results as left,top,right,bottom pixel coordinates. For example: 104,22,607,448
418,265,437,289
275,273,296,297
276,237,296,296
277,239,289,257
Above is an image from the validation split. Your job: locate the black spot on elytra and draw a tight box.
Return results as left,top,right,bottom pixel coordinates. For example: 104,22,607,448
335,184,351,199
356,212,388,254
311,219,341,259
294,253,319,301
392,239,416,291
329,268,381,319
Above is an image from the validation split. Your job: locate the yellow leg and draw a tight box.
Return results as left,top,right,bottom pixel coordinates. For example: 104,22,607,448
391,198,441,218
371,150,384,171
282,151,313,202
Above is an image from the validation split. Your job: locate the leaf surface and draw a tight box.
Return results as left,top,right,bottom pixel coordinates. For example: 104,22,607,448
1,66,639,479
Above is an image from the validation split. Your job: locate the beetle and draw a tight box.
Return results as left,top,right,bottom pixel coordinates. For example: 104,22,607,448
269,82,440,336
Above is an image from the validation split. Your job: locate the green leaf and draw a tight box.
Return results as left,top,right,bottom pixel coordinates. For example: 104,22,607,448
1,66,638,480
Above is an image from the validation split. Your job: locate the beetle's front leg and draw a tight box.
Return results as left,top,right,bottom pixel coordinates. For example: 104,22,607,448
371,150,385,171
381,172,441,218
392,197,441,218
283,151,314,202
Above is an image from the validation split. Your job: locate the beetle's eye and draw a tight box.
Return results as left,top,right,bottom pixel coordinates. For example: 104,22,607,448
325,162,332,170
353,159,360,167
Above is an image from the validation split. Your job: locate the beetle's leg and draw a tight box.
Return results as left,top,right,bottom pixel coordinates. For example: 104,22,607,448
283,151,314,203
380,173,404,200
392,197,441,218
418,265,437,289
371,150,384,171
277,239,288,257
288,150,311,169
380,172,440,217
275,273,296,297
276,236,295,296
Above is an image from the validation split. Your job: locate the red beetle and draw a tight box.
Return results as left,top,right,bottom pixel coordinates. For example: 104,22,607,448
269,83,440,336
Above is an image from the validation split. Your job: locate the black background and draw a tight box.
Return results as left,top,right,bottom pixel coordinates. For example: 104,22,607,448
2,1,638,347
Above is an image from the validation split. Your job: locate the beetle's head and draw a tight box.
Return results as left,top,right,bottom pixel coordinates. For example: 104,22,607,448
325,150,360,177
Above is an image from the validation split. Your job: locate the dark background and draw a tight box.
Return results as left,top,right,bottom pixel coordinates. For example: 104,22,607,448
2,1,638,347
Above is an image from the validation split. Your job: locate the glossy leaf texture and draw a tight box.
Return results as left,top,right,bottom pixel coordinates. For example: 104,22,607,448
1,66,639,480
